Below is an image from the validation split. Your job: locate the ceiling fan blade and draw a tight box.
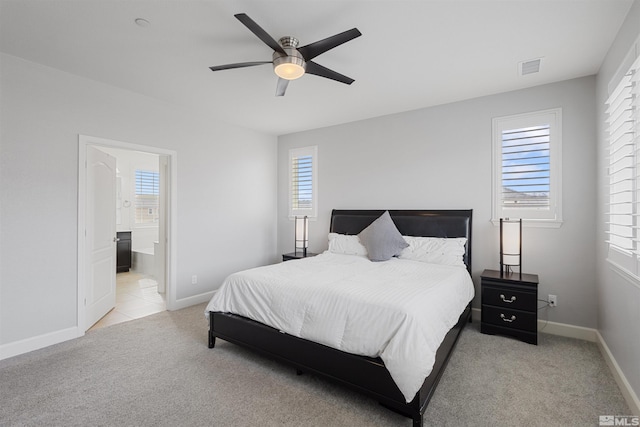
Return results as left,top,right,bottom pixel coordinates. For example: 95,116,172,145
305,61,355,85
209,61,271,72
276,78,289,97
234,13,286,55
298,28,362,61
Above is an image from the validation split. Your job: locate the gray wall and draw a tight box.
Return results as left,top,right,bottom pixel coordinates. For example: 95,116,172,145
0,53,278,346
596,0,640,406
278,75,597,328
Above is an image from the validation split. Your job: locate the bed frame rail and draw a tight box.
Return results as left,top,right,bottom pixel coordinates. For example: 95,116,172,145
209,304,471,426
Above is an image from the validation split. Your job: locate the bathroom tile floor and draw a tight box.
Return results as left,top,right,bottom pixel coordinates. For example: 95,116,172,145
88,271,165,331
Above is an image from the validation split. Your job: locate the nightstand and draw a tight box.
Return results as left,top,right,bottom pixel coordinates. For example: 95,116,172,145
480,269,539,345
282,252,318,262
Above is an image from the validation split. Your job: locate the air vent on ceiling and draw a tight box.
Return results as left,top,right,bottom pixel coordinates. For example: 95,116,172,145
519,58,542,76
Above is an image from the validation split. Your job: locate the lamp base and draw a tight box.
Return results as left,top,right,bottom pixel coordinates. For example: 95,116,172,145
500,265,521,280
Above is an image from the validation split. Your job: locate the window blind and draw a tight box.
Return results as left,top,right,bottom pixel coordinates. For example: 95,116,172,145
135,170,159,224
291,154,313,211
492,108,561,225
501,125,551,209
606,55,640,259
289,146,317,218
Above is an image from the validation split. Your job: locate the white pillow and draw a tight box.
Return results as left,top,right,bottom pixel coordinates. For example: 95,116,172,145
399,236,467,267
328,233,368,256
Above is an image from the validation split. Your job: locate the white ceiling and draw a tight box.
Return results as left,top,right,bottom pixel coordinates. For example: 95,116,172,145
0,0,633,136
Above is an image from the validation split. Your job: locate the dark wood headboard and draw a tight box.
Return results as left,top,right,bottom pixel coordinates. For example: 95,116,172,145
330,209,473,273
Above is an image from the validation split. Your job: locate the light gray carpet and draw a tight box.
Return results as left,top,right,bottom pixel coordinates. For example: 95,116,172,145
0,304,630,427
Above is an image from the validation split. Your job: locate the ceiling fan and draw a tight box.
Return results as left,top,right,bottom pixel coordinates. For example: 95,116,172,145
209,13,362,96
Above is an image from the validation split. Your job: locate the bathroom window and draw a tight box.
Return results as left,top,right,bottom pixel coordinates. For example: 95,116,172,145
134,169,159,224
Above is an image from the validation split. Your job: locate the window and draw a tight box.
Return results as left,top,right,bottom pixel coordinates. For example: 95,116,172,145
289,146,317,218
134,169,159,224
606,55,640,275
492,109,562,226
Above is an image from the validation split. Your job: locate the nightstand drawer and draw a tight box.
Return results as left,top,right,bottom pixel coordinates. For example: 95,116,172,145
481,305,537,332
482,285,536,312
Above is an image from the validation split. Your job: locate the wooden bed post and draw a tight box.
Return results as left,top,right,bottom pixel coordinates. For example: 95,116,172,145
208,314,216,348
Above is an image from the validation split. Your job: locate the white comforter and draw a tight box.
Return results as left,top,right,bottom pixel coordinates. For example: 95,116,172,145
205,252,475,402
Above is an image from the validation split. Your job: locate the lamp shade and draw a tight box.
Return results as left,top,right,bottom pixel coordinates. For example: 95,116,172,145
500,218,522,275
295,216,308,255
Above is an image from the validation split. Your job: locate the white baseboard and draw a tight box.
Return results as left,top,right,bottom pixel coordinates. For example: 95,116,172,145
1,291,215,361
170,290,215,311
472,307,638,415
596,331,640,416
537,319,598,342
0,326,80,361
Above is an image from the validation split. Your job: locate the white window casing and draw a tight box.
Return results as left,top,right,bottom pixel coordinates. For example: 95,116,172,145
289,145,318,219
492,108,563,227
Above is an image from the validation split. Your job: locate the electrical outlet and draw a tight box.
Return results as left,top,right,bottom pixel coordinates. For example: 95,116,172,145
548,294,557,307
191,275,198,285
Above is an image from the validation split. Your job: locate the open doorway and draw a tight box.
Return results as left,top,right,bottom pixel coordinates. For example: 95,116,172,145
90,146,165,330
77,135,177,333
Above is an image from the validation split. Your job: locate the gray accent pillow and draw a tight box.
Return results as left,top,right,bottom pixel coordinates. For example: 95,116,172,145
358,211,409,262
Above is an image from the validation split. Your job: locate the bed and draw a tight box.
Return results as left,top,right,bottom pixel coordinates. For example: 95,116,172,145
206,209,473,426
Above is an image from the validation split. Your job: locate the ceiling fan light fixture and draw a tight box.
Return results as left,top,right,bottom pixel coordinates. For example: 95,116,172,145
274,59,306,80
273,44,306,80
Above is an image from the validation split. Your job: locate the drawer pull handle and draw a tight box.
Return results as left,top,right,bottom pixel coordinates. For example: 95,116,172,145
500,313,516,323
500,294,516,303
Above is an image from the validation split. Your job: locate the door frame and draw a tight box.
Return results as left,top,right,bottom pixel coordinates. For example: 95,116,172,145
77,135,178,334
